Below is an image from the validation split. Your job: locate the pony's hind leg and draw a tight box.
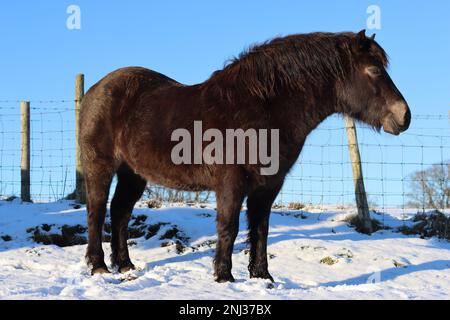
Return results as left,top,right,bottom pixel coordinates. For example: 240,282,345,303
84,159,115,275
110,164,147,273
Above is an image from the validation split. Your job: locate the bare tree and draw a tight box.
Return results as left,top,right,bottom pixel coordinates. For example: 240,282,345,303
407,162,450,209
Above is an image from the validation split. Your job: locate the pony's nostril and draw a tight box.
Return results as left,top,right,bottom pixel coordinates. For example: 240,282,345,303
402,107,411,130
389,101,410,131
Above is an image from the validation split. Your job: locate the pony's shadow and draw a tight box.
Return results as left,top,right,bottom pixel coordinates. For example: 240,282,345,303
139,210,450,273
139,218,450,286
143,247,214,271
142,241,248,271
143,251,450,288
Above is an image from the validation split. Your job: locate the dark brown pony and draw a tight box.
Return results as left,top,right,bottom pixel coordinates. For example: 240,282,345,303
79,30,410,282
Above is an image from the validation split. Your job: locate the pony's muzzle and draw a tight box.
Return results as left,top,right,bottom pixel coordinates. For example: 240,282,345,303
382,101,411,135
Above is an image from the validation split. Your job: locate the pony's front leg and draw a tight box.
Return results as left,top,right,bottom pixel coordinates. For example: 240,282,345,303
214,174,246,283
246,183,283,282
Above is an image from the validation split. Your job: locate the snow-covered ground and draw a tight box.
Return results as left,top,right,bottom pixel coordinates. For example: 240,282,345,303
0,199,449,300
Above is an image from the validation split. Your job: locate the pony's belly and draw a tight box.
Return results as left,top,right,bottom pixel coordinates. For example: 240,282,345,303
136,165,212,192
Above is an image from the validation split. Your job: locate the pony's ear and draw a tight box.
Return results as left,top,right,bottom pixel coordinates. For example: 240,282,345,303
352,29,370,53
357,29,366,41
369,33,376,40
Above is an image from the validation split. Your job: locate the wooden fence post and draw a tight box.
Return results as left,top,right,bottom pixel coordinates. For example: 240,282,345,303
344,115,372,234
75,74,86,203
20,101,31,202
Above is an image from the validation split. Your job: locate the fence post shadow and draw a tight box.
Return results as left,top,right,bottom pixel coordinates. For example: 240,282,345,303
320,259,450,287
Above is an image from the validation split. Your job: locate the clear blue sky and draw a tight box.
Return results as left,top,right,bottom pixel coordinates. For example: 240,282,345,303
0,1,449,207
0,0,449,108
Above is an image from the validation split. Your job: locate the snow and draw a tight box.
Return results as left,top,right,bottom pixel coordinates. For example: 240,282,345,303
0,199,450,300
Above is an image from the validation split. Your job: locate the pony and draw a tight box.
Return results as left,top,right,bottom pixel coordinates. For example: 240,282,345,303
79,30,410,282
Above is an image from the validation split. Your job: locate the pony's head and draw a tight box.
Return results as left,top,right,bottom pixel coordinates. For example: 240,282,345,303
339,30,410,135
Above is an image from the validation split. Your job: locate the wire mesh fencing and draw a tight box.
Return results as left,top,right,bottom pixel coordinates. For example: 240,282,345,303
278,113,450,224
0,100,76,201
0,99,449,223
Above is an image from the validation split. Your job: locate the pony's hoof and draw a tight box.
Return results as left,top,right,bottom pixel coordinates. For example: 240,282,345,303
91,266,110,275
215,272,235,283
250,270,274,282
119,264,135,273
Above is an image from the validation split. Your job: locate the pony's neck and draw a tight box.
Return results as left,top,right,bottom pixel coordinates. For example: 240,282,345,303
271,85,338,142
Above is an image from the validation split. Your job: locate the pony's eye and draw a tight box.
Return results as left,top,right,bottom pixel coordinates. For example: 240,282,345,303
367,66,381,76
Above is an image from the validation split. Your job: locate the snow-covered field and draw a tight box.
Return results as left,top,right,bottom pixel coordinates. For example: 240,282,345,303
0,199,449,300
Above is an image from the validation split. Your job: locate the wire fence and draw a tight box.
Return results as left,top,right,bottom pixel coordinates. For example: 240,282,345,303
279,113,450,224
0,100,449,222
0,101,76,201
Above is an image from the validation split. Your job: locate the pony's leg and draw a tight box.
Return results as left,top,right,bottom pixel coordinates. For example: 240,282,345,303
246,183,283,282
214,174,246,283
110,164,146,272
85,160,115,275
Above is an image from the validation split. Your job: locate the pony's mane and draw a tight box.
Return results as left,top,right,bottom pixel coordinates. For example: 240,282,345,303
202,32,389,101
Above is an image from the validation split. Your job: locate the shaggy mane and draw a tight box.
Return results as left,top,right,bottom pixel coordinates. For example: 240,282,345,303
203,32,389,100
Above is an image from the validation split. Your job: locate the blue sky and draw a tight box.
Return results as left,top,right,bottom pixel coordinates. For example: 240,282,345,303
0,0,449,107
0,1,449,206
